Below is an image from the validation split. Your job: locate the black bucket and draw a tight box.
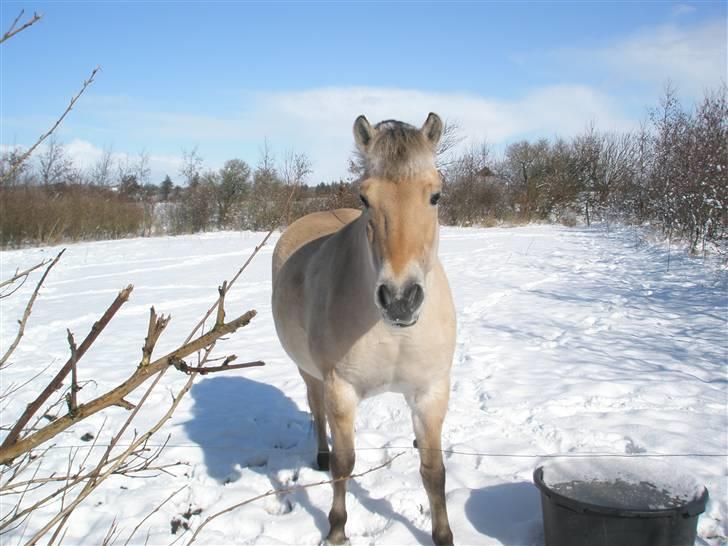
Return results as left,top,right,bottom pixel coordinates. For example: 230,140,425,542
533,461,709,546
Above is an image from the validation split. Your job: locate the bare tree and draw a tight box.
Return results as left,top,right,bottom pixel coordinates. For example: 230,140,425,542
180,146,204,186
0,147,34,186
38,135,74,185
282,149,312,187
136,149,151,186
88,144,114,186
436,120,464,170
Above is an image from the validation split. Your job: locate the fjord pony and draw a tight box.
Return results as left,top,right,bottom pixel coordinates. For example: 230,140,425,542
272,113,456,545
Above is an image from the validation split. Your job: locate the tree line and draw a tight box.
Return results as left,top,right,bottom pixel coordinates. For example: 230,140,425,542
1,85,725,252
440,85,726,253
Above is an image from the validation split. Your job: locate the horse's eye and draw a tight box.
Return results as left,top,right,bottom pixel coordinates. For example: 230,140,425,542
359,194,370,208
430,192,442,206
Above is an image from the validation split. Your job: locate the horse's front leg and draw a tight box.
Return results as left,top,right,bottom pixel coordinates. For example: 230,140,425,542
408,380,453,546
324,372,358,545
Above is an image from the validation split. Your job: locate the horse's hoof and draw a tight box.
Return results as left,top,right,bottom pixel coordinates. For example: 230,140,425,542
317,452,330,471
413,438,418,448
320,536,350,546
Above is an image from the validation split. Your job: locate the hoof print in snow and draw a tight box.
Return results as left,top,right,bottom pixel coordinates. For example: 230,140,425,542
171,507,202,535
80,432,94,442
625,438,647,454
170,518,189,535
265,496,293,515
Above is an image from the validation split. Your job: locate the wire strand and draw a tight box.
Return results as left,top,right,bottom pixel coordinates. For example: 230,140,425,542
13,443,727,458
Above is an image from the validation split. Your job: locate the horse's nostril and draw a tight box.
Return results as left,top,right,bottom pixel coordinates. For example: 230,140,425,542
404,283,424,311
377,284,393,309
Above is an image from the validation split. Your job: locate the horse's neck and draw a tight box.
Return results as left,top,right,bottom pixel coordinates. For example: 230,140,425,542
326,216,378,302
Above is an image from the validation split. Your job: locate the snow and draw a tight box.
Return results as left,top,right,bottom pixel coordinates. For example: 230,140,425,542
1,225,726,545
541,458,706,510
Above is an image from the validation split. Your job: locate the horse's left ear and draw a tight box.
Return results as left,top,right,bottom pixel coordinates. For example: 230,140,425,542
421,112,443,148
353,115,375,153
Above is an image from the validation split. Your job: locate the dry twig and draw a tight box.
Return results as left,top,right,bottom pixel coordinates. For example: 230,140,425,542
1,9,42,44
0,259,49,292
1,284,134,449
64,331,79,416
0,66,100,185
172,355,264,375
0,249,65,369
187,453,405,544
0,308,256,464
124,484,188,545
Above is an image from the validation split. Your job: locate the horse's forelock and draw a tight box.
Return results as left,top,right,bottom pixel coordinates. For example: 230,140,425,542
356,120,437,181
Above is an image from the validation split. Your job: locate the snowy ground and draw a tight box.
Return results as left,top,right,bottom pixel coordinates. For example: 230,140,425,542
1,225,726,545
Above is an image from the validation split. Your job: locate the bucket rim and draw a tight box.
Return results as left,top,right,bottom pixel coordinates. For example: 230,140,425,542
533,466,709,519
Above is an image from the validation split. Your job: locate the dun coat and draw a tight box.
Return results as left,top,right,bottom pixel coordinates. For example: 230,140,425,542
272,113,456,545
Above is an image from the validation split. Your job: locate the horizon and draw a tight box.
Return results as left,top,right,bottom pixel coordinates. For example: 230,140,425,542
1,1,726,185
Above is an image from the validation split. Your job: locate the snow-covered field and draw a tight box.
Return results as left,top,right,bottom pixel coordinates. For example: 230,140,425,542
1,225,726,545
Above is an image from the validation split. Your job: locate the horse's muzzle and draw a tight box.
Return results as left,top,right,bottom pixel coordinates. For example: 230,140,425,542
376,282,424,327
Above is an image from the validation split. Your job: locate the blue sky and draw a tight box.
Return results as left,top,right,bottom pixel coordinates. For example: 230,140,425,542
1,1,726,183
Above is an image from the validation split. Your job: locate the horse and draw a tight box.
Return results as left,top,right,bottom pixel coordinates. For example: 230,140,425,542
271,113,456,545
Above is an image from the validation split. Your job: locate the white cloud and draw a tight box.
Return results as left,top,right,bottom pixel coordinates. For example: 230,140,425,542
3,139,184,184
65,140,183,183
3,84,638,183
596,20,726,96
671,3,697,17
253,85,635,179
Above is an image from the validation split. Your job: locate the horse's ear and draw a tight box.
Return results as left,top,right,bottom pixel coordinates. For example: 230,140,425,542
421,112,443,148
353,115,374,152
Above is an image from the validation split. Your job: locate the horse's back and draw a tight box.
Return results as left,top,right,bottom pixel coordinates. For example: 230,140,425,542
272,208,361,282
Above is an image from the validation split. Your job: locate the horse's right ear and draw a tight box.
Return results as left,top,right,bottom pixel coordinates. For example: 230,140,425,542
353,115,374,153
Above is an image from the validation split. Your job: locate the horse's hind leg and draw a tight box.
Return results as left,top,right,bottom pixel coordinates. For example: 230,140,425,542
408,381,454,546
298,369,330,471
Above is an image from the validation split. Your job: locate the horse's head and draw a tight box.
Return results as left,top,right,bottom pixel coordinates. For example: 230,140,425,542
353,113,443,328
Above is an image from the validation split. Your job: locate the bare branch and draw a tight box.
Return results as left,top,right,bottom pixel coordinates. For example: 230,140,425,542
187,453,405,544
0,259,49,291
172,356,264,375
1,10,42,44
124,484,188,545
23,345,211,543
215,281,227,328
0,309,257,464
65,331,79,416
0,249,65,369
1,284,134,450
114,399,135,411
141,307,170,367
0,66,100,185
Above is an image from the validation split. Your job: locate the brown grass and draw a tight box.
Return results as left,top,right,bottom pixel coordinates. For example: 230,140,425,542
0,184,145,248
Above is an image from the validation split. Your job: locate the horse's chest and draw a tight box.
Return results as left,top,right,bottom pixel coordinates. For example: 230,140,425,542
335,329,435,397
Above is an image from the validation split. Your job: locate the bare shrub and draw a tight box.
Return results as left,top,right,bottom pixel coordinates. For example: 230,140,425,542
0,184,145,247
